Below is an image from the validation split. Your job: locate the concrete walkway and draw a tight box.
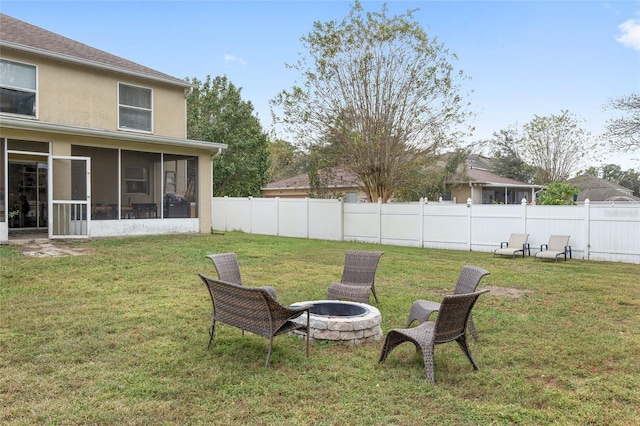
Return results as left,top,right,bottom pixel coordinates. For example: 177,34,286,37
7,234,90,257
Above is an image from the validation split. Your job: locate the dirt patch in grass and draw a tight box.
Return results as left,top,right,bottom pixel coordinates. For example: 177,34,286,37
18,241,92,257
484,285,533,298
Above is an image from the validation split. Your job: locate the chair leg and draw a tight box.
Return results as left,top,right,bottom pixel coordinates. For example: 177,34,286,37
421,344,436,384
305,311,310,358
378,331,409,364
455,335,479,370
371,286,379,304
207,320,216,349
467,314,479,341
265,336,274,367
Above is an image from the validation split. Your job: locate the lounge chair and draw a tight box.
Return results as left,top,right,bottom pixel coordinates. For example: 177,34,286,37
534,235,572,262
405,265,490,341
493,233,530,258
199,274,312,367
379,289,490,383
326,250,384,304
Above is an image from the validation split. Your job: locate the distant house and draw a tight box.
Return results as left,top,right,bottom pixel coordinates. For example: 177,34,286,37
261,168,367,202
567,174,639,203
445,155,543,204
0,14,225,243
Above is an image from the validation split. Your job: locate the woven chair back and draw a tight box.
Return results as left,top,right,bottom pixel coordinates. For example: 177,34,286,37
207,252,243,285
454,265,490,294
434,289,490,343
341,250,384,286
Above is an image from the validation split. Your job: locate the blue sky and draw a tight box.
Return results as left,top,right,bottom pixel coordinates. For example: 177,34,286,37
2,0,640,169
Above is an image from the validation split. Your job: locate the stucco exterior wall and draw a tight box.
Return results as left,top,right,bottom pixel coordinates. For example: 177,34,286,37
3,50,186,139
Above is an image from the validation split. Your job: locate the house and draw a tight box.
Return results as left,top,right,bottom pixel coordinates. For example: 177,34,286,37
567,174,639,203
0,14,225,243
261,167,367,202
445,155,543,204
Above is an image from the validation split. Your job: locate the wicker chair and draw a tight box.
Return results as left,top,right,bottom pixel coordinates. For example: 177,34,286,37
379,289,490,383
326,250,384,304
405,265,490,341
534,235,572,262
199,273,312,367
493,233,530,258
206,252,277,300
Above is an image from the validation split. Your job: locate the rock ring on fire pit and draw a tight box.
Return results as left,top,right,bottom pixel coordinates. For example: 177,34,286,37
289,300,382,346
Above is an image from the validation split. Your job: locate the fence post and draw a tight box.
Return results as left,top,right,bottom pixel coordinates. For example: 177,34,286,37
305,197,310,239
276,197,280,237
248,196,253,234
420,197,426,248
584,199,591,260
339,198,344,241
466,198,473,251
378,197,382,244
223,196,228,232
521,197,528,235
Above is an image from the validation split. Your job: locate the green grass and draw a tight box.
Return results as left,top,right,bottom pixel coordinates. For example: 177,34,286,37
1,232,639,425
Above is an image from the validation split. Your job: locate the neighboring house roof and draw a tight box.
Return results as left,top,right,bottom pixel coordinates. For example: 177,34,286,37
448,166,543,189
0,13,189,87
567,174,639,202
263,168,360,191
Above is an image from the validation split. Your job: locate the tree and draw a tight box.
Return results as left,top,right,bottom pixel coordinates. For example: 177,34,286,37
485,127,536,183
521,111,597,184
603,93,640,152
271,1,471,202
266,139,307,182
537,182,579,205
619,168,640,196
186,75,269,197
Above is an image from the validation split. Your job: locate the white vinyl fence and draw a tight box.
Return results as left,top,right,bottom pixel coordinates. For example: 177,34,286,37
212,197,640,264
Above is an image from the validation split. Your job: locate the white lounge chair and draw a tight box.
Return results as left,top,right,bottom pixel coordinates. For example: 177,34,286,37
534,235,572,262
493,233,530,258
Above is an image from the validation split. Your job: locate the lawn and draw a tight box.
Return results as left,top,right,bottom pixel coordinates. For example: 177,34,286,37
1,232,639,425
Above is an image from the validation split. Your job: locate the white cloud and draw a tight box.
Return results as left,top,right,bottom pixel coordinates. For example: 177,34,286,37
616,19,640,51
224,53,246,65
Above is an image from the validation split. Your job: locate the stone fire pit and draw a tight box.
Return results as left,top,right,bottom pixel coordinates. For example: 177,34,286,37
289,300,382,345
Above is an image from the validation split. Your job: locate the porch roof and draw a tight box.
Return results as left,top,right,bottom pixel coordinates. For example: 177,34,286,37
1,116,226,152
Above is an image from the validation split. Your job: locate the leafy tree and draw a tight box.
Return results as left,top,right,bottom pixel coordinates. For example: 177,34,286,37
601,163,623,182
485,127,536,183
267,139,307,182
271,1,471,202
603,93,640,152
537,182,579,205
186,75,269,197
393,149,468,202
521,111,597,184
619,168,640,196
575,164,640,196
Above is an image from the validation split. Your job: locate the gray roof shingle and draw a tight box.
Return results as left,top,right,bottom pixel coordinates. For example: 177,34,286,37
0,13,188,87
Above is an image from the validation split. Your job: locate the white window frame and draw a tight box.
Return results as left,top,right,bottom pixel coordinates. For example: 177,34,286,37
0,59,38,118
117,82,153,133
124,166,149,194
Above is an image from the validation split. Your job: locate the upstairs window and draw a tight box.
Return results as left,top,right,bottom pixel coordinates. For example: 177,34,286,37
118,83,152,132
0,59,37,117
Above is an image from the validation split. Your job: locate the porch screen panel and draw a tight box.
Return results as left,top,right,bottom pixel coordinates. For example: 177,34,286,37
72,146,119,220
51,158,88,237
163,154,198,218
121,150,160,219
